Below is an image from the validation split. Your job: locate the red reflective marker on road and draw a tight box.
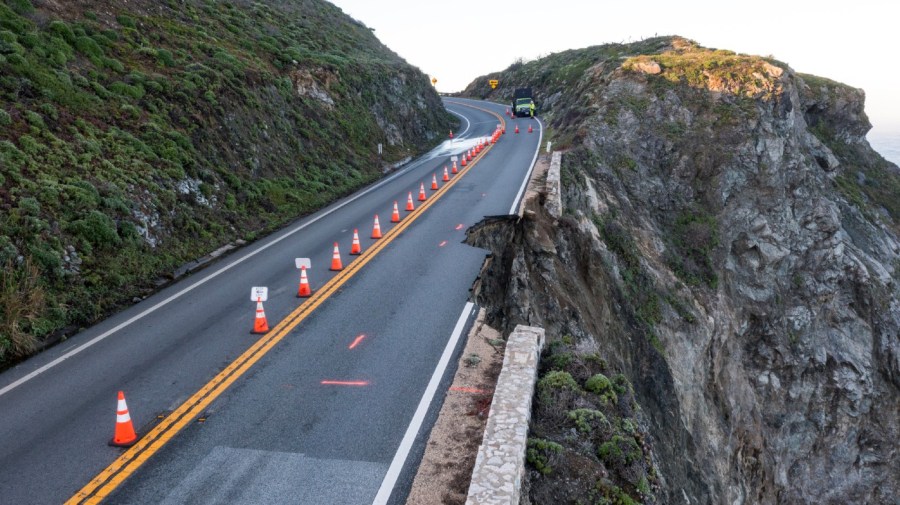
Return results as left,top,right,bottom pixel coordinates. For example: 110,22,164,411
438,241,448,247
320,380,369,386
455,224,464,230
348,334,366,350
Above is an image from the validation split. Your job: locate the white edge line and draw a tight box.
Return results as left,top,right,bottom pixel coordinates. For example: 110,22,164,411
508,118,544,214
0,143,447,398
446,108,471,137
372,301,475,505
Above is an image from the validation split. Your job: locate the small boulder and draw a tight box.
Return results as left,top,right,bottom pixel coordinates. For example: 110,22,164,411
634,60,661,75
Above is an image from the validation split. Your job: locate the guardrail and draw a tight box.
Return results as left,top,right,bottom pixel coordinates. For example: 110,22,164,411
465,325,545,505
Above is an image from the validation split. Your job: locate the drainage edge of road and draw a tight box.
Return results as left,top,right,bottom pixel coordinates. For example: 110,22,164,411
466,324,545,505
462,152,560,505
404,150,561,504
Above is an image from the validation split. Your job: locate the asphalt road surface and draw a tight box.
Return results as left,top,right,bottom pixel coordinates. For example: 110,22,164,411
0,98,543,505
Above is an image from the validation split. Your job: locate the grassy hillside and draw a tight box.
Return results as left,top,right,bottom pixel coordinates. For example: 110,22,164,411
0,0,454,365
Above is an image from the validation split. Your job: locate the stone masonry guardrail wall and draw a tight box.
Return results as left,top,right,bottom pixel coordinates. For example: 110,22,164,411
465,325,545,505
546,151,562,220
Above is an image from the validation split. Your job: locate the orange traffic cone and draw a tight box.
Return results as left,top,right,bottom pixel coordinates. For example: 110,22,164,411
330,242,343,271
452,161,458,174
406,192,415,211
391,201,401,222
431,174,439,190
350,229,361,255
443,166,450,181
449,130,453,139
418,183,427,201
252,297,269,334
460,156,467,167
110,391,138,447
466,150,472,161
528,124,533,133
298,266,311,297
515,124,519,134
372,214,383,239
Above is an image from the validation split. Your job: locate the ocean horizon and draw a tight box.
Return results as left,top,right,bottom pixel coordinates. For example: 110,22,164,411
868,130,900,167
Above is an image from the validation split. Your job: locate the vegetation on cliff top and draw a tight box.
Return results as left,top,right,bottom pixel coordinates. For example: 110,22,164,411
0,0,454,366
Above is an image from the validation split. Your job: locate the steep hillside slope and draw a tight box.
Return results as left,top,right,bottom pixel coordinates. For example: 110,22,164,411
465,37,899,504
0,0,453,365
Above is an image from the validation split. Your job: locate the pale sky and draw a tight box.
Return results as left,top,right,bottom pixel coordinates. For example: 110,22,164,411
331,0,900,137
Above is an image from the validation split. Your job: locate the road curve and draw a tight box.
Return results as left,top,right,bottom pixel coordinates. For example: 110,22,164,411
0,98,543,504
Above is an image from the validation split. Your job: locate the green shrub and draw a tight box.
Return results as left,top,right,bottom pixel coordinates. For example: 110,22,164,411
619,418,637,435
612,373,632,396
89,80,111,98
103,57,125,72
8,0,33,15
48,20,76,43
537,370,579,396
38,103,58,121
598,435,642,467
636,476,651,495
568,408,610,433
75,35,104,63
18,134,44,155
120,103,141,119
6,52,25,66
548,351,573,370
67,210,120,250
0,109,10,126
109,81,144,99
17,196,40,216
155,48,175,67
116,15,137,29
526,438,563,475
585,373,618,405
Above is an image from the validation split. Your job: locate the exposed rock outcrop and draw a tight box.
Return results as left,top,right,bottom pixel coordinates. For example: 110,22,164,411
466,37,899,504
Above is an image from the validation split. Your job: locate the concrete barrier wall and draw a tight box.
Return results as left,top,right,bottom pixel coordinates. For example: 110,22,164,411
465,325,545,505
546,152,562,220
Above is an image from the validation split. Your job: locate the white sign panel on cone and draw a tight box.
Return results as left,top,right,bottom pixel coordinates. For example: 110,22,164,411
295,258,311,270
251,286,268,302
451,155,458,162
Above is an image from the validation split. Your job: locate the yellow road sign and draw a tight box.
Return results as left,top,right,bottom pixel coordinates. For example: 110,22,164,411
489,79,498,89
431,77,437,85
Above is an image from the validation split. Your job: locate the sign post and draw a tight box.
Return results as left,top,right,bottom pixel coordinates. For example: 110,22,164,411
250,286,268,302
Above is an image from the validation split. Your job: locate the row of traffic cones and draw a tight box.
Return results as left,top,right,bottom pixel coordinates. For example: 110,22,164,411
259,164,462,330
105,131,494,452
511,119,534,134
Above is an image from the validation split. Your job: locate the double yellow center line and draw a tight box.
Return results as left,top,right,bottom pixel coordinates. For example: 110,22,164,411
68,103,505,504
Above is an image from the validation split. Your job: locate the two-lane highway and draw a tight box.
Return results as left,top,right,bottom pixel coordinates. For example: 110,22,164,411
0,98,543,504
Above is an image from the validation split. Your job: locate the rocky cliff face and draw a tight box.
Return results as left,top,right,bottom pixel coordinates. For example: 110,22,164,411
466,37,899,504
